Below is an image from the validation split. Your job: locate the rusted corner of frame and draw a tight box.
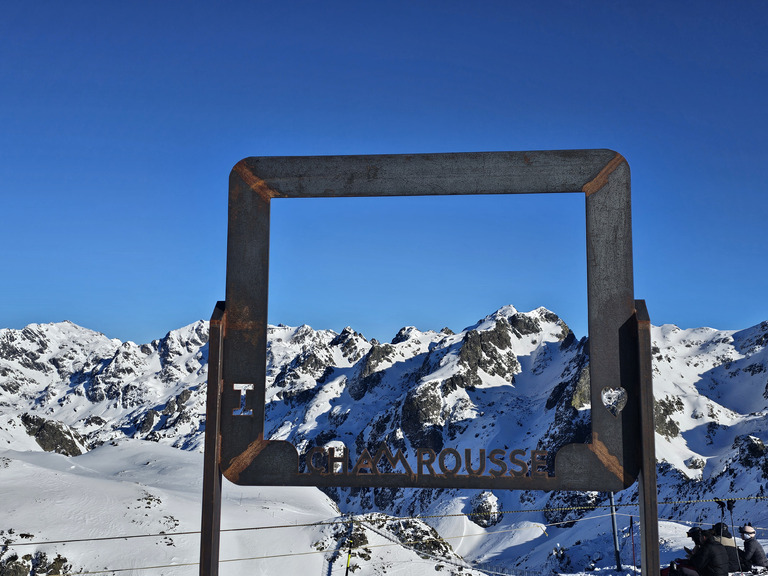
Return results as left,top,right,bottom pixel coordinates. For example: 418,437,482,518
231,159,282,203
587,432,637,487
554,441,635,492
221,438,299,485
635,299,651,327
582,152,627,197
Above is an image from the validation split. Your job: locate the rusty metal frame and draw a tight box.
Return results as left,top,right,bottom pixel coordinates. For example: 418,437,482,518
200,150,659,575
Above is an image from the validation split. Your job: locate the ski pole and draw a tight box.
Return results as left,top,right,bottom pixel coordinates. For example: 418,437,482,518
727,500,742,573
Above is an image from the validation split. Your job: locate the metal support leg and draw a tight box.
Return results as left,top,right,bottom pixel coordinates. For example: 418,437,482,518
635,300,659,576
200,302,225,576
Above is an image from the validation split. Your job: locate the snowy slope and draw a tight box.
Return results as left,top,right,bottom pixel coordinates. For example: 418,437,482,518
1,441,491,575
1,309,768,575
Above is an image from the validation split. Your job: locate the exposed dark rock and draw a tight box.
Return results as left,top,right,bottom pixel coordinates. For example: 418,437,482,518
509,313,541,336
373,486,400,509
391,327,413,345
3,552,71,576
360,344,395,379
328,403,350,427
274,348,333,389
1,379,21,394
685,456,706,470
21,414,84,456
348,371,383,401
738,321,768,354
571,364,591,410
401,381,443,452
469,491,503,527
446,318,520,390
83,415,106,427
119,383,145,409
560,330,577,349
743,363,765,375
539,357,591,473
348,343,394,400
162,397,177,415
316,366,335,384
441,371,480,393
140,410,159,434
0,558,29,576
734,434,768,477
539,309,561,325
544,491,602,527
380,516,454,560
654,396,684,438
171,410,192,426
283,387,317,405
177,389,192,405
330,327,367,363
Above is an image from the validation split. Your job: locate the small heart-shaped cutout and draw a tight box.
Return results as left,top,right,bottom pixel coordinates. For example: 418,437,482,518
601,386,627,417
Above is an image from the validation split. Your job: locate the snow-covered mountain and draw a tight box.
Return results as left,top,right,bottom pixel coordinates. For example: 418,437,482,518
1,306,767,575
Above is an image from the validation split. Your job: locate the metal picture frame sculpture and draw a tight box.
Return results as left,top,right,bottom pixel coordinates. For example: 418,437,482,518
200,150,658,575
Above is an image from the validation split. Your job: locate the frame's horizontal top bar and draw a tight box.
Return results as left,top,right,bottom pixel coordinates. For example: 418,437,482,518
232,149,624,199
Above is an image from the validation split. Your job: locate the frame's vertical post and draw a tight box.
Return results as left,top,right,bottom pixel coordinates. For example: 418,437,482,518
584,154,635,474
635,299,659,576
200,301,225,576
221,164,272,452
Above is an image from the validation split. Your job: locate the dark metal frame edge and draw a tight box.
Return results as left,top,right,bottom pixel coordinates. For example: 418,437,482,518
200,149,659,576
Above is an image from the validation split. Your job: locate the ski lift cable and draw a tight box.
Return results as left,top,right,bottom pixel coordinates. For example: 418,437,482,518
68,513,634,575
7,495,767,549
27,508,767,576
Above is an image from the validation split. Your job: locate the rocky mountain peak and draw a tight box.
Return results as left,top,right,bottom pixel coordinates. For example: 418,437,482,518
1,307,767,543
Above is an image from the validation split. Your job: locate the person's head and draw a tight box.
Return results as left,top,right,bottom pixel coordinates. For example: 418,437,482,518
701,529,715,543
739,525,756,540
687,527,702,544
712,522,731,538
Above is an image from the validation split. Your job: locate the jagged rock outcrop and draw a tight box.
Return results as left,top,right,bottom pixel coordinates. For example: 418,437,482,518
21,413,85,456
348,343,395,400
0,321,208,452
0,551,70,576
469,490,503,527
1,306,768,550
401,381,444,451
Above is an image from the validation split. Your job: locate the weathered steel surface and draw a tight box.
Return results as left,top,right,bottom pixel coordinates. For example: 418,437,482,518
232,149,617,198
200,301,224,576
200,149,660,576
636,299,660,576
219,149,639,491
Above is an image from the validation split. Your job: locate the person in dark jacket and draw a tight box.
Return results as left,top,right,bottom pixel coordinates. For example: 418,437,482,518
711,522,742,572
669,528,729,576
690,529,729,576
740,524,768,568
664,527,702,576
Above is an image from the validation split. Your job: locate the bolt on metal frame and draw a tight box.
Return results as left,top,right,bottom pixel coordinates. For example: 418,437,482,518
200,150,659,575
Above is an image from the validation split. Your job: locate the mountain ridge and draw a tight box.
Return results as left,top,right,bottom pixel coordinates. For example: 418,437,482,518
1,306,767,573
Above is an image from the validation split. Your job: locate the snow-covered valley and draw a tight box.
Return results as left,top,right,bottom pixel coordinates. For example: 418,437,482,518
1,306,767,575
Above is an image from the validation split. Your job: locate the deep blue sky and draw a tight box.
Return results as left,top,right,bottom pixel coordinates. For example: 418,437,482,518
2,2,766,344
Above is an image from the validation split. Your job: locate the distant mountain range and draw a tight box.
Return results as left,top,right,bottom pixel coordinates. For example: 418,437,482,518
1,306,767,574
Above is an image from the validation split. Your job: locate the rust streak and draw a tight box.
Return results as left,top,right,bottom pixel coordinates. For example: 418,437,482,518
223,436,267,483
588,433,631,484
582,153,625,197
225,320,261,332
635,308,652,328
233,162,280,202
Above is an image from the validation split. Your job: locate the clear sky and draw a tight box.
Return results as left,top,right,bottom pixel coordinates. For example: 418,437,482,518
2,2,766,345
